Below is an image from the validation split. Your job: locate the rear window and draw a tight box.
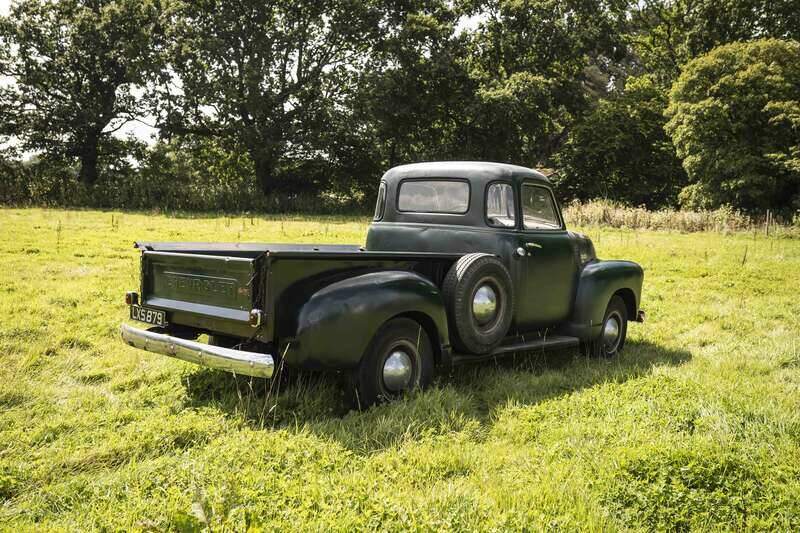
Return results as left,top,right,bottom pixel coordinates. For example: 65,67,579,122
397,180,470,214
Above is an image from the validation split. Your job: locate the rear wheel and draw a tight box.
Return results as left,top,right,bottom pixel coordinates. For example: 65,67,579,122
589,295,628,358
348,317,434,409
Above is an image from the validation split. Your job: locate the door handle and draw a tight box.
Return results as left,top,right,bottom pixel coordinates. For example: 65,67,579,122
526,242,543,250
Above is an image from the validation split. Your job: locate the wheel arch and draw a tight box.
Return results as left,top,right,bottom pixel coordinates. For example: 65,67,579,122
287,270,449,370
564,260,643,340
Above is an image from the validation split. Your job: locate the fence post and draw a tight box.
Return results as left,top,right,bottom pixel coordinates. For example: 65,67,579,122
764,209,771,236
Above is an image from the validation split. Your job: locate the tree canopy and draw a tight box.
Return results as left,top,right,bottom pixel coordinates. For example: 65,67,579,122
0,0,799,214
665,39,800,210
555,75,687,208
0,0,163,185
158,0,385,195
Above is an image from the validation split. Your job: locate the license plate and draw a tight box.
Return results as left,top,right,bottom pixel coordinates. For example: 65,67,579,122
130,305,168,327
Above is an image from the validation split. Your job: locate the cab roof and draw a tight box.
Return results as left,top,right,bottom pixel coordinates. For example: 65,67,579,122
381,161,551,187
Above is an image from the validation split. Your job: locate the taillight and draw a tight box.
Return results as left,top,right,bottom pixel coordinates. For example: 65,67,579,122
125,291,139,306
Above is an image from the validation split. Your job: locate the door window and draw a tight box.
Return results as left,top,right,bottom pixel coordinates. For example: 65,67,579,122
521,184,561,230
486,182,516,228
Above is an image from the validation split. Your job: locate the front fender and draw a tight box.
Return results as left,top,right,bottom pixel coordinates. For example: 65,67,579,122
564,260,643,339
287,271,449,370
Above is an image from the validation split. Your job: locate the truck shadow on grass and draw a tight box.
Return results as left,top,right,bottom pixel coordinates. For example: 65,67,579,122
182,339,691,454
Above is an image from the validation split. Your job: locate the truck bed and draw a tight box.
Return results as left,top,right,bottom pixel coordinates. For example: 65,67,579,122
133,241,461,341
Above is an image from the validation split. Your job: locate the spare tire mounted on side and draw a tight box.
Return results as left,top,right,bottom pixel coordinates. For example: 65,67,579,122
442,253,513,354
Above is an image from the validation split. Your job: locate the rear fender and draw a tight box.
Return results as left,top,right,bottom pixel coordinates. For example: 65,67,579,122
565,260,643,339
288,271,449,369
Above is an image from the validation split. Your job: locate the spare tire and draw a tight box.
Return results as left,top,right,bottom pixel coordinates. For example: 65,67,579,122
442,253,513,354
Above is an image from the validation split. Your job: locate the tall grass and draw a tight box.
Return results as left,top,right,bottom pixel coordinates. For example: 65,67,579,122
563,199,799,234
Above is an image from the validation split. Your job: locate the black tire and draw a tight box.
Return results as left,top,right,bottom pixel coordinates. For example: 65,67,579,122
442,253,513,354
588,295,628,358
349,317,435,409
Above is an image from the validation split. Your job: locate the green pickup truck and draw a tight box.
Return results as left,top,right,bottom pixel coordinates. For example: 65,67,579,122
121,162,644,407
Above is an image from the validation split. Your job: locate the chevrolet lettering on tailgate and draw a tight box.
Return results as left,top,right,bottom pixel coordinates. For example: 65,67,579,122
164,272,237,297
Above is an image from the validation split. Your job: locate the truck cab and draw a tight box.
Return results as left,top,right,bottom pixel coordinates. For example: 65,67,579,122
121,162,645,408
368,162,584,332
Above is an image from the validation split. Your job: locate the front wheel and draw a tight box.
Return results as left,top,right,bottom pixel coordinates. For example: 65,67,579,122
588,295,628,358
348,317,434,409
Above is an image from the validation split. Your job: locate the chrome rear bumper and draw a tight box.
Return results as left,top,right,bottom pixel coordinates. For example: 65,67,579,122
120,324,274,378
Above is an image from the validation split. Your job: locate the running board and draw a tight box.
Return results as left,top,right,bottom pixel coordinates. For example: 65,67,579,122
451,334,580,364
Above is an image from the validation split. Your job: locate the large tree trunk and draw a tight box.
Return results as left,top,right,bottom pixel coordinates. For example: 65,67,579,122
250,147,277,196
77,131,100,186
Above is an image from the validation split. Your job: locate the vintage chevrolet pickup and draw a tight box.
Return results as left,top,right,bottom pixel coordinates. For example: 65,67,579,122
121,162,644,406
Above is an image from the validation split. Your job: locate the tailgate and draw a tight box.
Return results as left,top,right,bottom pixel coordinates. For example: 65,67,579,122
141,251,261,323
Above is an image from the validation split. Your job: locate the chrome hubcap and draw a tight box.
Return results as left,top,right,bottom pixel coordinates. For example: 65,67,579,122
382,349,413,392
472,284,498,325
603,314,621,351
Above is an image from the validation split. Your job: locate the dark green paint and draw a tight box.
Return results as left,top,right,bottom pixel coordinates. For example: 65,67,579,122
288,271,449,370
562,260,644,338
128,162,644,371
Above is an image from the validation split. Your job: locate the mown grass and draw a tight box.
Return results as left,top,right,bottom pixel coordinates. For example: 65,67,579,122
0,208,799,531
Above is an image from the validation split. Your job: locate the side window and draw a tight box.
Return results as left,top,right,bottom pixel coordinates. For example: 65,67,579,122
373,182,386,221
521,184,561,230
486,182,516,228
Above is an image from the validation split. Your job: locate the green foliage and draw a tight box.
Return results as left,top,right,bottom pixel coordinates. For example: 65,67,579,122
0,156,85,206
665,39,800,212
0,0,164,185
1,1,800,213
456,0,628,164
1,210,800,529
607,448,769,530
0,461,21,501
677,182,714,211
348,0,631,172
0,141,369,213
354,2,470,168
554,75,687,208
161,0,385,195
628,0,800,87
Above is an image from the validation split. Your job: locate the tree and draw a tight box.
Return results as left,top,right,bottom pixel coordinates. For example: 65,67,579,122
160,0,385,195
554,75,687,208
665,39,800,211
0,0,164,186
455,0,630,166
354,2,471,169
628,0,800,87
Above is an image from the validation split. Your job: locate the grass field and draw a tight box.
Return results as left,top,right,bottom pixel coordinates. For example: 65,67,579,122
1,208,799,531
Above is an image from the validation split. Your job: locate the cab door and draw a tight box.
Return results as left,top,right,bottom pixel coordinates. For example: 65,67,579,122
513,182,577,331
